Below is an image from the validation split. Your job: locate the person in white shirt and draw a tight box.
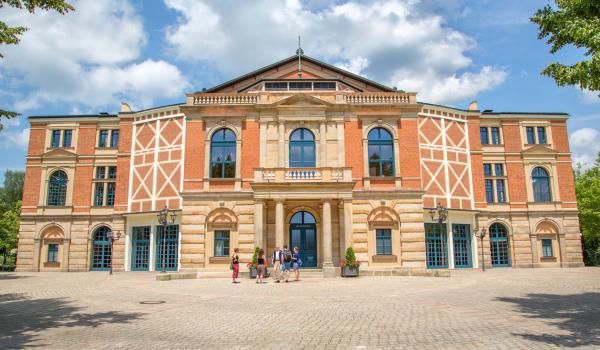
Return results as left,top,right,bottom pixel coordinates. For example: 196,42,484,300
272,246,283,283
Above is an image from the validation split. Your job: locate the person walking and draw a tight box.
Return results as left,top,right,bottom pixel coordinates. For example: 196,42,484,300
281,244,292,283
256,248,267,284
231,248,240,283
272,246,283,283
292,246,302,281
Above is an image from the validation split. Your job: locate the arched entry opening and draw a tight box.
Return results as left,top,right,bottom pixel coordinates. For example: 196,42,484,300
489,223,511,267
91,226,112,271
289,211,317,268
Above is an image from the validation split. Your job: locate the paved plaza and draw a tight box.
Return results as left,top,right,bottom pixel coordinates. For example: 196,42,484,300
0,268,599,349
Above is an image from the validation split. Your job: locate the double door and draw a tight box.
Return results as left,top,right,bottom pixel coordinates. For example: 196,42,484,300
289,224,317,268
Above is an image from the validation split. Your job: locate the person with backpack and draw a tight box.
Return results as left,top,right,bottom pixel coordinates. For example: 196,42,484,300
272,246,284,283
281,244,292,283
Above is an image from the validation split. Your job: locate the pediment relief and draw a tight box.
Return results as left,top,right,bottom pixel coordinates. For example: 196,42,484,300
271,94,333,107
206,208,238,228
367,206,400,228
41,148,77,159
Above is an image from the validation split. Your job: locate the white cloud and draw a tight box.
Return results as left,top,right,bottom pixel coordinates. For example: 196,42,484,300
165,0,506,105
570,128,600,168
0,127,29,150
0,0,189,112
579,89,600,104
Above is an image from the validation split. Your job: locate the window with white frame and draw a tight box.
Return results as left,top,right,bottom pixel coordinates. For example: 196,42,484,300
50,129,73,148
480,127,501,145
98,129,119,148
93,166,116,206
484,163,507,203
525,126,548,145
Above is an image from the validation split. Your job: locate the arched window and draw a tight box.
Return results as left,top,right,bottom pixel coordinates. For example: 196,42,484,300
532,167,551,202
210,128,236,178
91,226,112,271
368,127,394,177
47,170,67,206
489,223,510,267
289,128,315,167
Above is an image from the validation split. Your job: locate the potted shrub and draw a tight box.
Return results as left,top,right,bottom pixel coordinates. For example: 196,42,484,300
340,247,361,277
247,246,260,278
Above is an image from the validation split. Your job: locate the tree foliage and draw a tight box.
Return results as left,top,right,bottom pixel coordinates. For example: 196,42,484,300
574,153,600,264
0,0,75,130
0,171,24,258
531,0,600,95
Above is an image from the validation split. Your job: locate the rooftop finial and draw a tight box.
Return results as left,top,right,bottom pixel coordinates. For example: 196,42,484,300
296,35,303,78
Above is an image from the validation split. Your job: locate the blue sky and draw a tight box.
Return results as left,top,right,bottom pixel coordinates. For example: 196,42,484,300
0,0,599,182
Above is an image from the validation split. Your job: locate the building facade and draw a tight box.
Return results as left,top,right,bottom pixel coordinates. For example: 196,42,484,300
16,55,584,273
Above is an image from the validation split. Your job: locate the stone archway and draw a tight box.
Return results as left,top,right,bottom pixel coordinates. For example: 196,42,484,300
38,225,65,271
535,220,561,265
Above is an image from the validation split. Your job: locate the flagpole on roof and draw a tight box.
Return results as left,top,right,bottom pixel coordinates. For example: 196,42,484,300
296,35,303,79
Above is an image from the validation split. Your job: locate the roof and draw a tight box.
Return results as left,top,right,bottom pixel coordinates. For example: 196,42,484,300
203,54,395,93
29,113,118,119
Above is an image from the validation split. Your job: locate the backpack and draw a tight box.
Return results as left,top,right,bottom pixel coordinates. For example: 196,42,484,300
284,249,292,262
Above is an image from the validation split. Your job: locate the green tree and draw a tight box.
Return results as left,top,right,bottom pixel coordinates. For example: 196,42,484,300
0,0,75,130
574,153,600,265
0,170,24,210
531,0,600,96
0,201,20,264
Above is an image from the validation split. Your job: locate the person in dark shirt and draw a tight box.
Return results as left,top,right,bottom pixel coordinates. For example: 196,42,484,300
257,249,266,284
292,246,302,281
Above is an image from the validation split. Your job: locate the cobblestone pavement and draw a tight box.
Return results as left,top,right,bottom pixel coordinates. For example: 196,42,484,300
0,268,599,349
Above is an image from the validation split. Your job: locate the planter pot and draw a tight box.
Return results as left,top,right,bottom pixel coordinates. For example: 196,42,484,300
341,266,359,277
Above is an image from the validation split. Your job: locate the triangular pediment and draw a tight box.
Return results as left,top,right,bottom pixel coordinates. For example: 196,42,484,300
521,144,557,159
205,54,394,93
272,94,333,107
42,148,77,159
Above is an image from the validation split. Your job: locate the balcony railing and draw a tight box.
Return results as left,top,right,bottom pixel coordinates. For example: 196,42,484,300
343,92,416,104
254,167,353,183
191,93,258,105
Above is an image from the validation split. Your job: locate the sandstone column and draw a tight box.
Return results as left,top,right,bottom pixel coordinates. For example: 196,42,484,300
322,200,334,273
254,200,264,248
278,122,285,167
275,199,284,248
343,200,353,252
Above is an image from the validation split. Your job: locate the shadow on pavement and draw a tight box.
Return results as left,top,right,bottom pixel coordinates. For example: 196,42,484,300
497,292,600,347
0,293,144,348
0,274,30,280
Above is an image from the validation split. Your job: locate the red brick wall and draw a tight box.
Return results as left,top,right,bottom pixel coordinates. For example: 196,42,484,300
22,126,46,212
344,120,363,188
467,116,486,209
183,120,205,191
397,119,421,188
115,118,133,212
241,120,260,189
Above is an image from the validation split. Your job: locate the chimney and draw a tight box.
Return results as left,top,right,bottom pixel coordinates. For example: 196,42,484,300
468,101,478,111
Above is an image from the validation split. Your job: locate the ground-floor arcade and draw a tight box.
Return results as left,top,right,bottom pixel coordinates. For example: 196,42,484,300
16,200,584,272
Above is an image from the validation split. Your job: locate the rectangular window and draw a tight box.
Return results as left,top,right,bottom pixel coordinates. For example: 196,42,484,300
108,166,117,179
265,82,288,91
542,239,553,257
526,127,536,144
480,127,489,145
496,179,506,203
94,183,104,206
494,164,503,176
51,130,61,148
62,130,72,147
313,82,336,90
483,164,492,177
485,179,494,203
110,130,119,148
98,130,109,147
214,230,230,257
537,127,547,144
376,229,392,255
96,167,106,180
491,127,500,144
105,182,115,207
289,82,312,90
47,244,59,263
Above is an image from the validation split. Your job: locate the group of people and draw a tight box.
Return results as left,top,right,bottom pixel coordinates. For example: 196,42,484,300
230,245,302,284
